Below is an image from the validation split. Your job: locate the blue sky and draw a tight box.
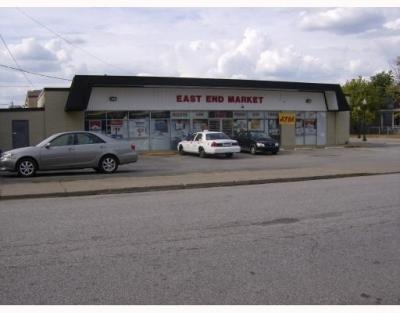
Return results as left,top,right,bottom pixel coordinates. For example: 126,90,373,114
1,6,400,107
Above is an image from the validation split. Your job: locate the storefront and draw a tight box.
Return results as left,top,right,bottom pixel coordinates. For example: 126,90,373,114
0,75,350,152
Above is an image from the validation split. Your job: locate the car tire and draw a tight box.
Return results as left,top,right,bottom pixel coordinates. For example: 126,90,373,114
199,148,206,158
17,158,37,177
178,145,186,155
225,153,233,158
250,145,257,155
272,151,278,155
99,155,118,173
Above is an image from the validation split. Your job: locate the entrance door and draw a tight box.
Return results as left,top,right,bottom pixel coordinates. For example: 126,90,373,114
12,120,29,148
208,119,233,137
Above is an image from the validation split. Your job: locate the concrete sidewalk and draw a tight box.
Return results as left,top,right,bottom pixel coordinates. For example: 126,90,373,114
1,136,399,200
1,165,398,201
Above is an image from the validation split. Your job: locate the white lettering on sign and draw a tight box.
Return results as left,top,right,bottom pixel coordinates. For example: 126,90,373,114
176,94,264,104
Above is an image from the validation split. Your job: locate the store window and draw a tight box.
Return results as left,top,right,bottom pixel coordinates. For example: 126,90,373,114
247,112,264,132
265,112,280,141
296,112,317,145
233,111,247,136
304,112,317,144
191,111,209,132
129,111,150,151
150,111,170,150
85,111,107,134
107,111,129,139
171,111,190,149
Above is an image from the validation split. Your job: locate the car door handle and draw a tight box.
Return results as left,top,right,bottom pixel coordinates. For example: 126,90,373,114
68,147,74,151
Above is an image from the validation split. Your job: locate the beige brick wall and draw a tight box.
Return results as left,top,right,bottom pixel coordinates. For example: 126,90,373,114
336,111,350,144
280,123,296,149
0,109,45,151
40,90,84,137
326,111,350,145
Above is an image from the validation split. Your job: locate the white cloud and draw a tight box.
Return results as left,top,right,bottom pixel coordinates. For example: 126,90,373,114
10,37,57,61
384,18,400,30
256,46,326,80
299,8,384,34
216,28,269,78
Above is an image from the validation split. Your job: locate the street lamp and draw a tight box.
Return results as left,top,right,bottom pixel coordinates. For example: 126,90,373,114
356,105,361,138
362,98,367,141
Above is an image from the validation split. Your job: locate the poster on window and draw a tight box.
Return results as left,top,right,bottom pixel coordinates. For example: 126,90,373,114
89,120,102,132
304,119,317,135
248,119,263,131
129,119,148,137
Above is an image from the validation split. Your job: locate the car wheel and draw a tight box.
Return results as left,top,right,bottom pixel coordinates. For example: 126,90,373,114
272,151,278,155
178,145,186,155
199,148,206,158
250,145,257,155
17,158,37,177
99,155,118,173
225,153,233,158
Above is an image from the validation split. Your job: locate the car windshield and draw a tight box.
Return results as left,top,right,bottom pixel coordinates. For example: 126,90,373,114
206,133,230,140
250,132,272,140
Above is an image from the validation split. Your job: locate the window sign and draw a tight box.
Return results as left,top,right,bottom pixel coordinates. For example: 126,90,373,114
191,111,208,119
248,119,264,131
129,118,148,137
171,111,190,119
233,111,247,119
247,111,264,119
108,119,128,139
89,120,102,132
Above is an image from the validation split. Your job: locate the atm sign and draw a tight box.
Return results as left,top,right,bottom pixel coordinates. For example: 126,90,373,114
279,112,295,124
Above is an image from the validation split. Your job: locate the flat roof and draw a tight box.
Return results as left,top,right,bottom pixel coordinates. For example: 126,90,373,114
65,75,350,111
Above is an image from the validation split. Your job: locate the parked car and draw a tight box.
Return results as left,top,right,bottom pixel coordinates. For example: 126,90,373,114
234,131,280,155
0,131,138,177
177,131,240,158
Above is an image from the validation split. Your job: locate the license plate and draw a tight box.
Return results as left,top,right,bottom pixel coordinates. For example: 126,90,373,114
223,143,232,147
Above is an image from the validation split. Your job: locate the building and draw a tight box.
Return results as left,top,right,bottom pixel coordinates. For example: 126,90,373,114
24,90,42,108
0,75,350,152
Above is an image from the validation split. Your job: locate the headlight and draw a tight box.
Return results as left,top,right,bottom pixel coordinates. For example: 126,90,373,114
0,152,13,160
256,143,265,147
275,143,279,147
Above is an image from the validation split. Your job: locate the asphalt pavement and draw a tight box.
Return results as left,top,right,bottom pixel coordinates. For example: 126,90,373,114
1,136,400,200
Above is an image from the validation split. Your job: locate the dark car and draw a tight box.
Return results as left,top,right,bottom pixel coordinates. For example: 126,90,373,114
234,131,280,155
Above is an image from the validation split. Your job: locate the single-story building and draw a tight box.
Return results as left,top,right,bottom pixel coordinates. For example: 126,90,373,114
0,75,350,152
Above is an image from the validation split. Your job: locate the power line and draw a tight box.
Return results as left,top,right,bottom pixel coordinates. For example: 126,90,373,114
0,63,72,81
0,34,34,88
16,7,130,74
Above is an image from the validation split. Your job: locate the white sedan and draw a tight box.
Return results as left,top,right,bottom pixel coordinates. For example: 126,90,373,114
177,131,240,158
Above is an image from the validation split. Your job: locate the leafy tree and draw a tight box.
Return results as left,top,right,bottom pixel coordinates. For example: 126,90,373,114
342,76,374,129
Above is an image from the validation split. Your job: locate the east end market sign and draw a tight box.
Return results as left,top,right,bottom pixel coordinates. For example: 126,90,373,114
176,94,264,104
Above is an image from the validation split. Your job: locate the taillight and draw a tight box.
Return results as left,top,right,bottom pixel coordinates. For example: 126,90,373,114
131,144,136,151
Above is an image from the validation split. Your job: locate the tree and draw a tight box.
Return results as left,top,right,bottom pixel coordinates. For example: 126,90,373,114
343,76,378,137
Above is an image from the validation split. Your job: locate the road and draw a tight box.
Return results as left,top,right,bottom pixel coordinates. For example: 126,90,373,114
1,174,399,304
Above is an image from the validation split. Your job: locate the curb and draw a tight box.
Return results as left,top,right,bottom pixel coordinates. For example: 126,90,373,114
1,171,398,201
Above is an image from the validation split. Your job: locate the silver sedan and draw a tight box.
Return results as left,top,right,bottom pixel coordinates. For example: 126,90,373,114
0,131,138,177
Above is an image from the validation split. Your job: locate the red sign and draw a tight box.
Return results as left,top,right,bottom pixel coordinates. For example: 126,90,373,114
176,94,264,104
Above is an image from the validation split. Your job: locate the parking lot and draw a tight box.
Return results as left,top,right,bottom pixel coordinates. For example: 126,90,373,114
1,137,400,186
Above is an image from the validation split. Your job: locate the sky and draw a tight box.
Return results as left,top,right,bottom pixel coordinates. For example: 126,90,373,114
0,5,400,107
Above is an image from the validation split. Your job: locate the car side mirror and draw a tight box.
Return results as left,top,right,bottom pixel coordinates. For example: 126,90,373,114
45,143,51,149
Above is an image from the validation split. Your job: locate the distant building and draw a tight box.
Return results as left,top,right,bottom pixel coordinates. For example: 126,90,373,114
24,90,42,108
0,75,350,151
